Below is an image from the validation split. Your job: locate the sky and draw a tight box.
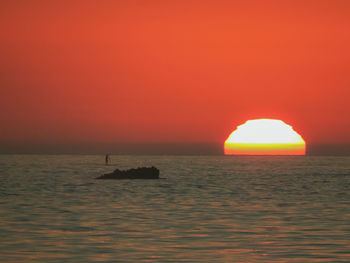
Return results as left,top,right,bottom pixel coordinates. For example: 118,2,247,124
1,0,350,153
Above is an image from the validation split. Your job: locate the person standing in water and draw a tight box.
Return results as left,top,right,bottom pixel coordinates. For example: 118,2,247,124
105,154,111,165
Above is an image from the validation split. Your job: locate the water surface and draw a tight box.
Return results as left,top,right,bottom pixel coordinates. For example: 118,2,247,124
1,155,349,262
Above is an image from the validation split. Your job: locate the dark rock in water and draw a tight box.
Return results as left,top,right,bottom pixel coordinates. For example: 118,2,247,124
96,166,160,180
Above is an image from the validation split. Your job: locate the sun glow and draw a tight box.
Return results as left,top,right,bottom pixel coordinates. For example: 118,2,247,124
224,119,306,155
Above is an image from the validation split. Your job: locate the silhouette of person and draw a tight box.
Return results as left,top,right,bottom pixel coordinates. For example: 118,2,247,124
105,154,110,165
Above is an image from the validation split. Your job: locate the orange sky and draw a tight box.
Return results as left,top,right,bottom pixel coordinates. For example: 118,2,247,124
1,0,350,146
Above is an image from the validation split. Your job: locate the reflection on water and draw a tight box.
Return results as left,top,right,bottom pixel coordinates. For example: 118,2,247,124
0,155,350,262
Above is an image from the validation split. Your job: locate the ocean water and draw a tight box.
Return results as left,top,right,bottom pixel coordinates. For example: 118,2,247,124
0,155,350,262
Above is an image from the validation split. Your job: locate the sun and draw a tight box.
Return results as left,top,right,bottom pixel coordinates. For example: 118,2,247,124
224,119,306,155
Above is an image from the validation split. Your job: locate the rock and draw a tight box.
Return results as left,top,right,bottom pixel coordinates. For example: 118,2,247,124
96,166,160,179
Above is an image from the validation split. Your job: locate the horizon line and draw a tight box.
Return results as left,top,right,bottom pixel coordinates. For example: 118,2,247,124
0,142,350,155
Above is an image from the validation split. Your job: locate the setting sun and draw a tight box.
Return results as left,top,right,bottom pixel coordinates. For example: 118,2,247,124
224,119,306,155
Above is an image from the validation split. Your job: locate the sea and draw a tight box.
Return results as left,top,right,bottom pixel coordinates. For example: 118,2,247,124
0,154,349,262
